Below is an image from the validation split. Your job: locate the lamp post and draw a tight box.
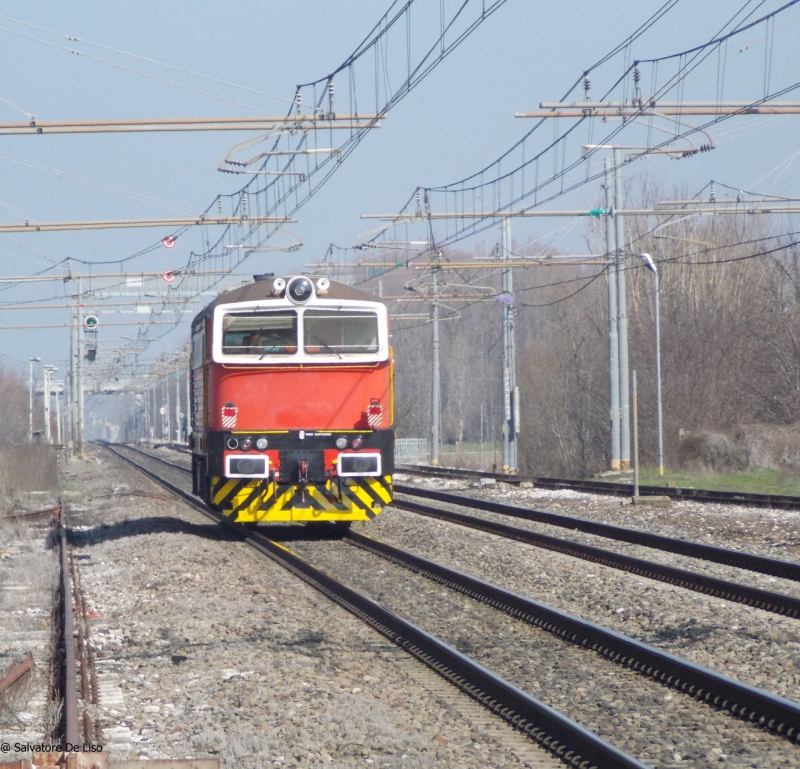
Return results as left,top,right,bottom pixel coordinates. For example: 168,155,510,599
28,357,41,442
639,253,664,475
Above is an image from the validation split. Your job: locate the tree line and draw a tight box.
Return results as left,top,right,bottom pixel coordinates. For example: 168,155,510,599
384,184,800,477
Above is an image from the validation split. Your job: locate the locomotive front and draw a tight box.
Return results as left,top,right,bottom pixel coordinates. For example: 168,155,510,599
190,274,394,524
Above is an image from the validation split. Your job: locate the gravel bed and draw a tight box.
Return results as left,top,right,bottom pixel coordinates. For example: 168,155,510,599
0,501,59,758
362,504,800,698
70,446,552,768
289,532,800,769
144,453,800,694
397,474,800,560
394,477,800,600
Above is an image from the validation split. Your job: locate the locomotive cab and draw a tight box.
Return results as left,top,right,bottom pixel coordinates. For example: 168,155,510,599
190,274,394,524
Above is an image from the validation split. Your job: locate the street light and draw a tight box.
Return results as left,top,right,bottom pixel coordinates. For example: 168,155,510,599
638,253,664,475
28,357,41,442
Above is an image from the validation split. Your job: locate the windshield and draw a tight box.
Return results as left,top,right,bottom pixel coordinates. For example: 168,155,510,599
222,310,298,355
303,310,379,355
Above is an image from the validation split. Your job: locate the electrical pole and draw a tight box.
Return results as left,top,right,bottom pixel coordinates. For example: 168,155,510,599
76,278,85,458
43,367,52,444
501,217,518,473
28,357,40,442
430,256,441,466
604,158,621,471
614,148,630,470
55,381,62,445
69,305,77,456
175,371,181,444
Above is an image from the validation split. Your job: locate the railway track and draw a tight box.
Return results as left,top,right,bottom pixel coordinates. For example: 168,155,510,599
54,500,101,752
33,500,216,769
399,463,800,510
112,446,800,618
102,443,800,766
390,486,800,618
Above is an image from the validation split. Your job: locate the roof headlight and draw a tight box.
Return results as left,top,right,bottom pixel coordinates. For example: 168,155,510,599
286,276,314,304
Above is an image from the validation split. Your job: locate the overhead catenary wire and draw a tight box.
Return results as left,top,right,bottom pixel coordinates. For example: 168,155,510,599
0,25,281,116
0,14,293,104
0,152,200,216
360,0,800,256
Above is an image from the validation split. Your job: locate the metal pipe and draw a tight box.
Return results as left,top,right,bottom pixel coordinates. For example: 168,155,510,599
480,403,484,473
0,215,293,234
76,279,84,459
614,149,630,470
55,382,62,446
0,320,183,330
0,114,383,135
516,106,800,117
43,367,52,444
604,159,621,471
431,268,440,467
0,269,231,284
501,217,517,474
654,269,664,475
539,100,800,108
28,357,39,442
632,371,639,498
364,205,800,220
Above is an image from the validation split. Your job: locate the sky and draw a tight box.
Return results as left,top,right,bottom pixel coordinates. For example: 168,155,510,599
0,0,798,379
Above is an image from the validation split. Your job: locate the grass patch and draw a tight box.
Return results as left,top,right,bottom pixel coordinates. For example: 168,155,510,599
637,467,800,497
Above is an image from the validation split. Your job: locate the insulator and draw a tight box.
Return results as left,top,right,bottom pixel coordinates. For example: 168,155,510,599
709,183,716,203
218,197,223,215
328,79,335,115
295,90,302,112
583,75,590,99
242,192,248,216
633,65,640,85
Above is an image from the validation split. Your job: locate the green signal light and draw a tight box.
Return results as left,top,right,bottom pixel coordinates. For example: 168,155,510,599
84,315,99,328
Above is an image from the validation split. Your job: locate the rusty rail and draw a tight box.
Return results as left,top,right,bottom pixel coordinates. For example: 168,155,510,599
1,506,59,523
58,502,80,748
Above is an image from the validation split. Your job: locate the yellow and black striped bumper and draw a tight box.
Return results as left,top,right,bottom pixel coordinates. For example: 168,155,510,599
209,475,393,523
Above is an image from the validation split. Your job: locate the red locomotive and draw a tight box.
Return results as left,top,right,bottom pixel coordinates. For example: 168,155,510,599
189,274,394,523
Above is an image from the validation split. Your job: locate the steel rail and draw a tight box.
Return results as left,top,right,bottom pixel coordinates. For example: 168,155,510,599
121,447,800,591
99,442,648,769
399,463,800,510
58,501,80,748
391,496,800,619
105,443,800,745
122,445,192,474
344,530,800,739
397,465,800,510
394,482,800,582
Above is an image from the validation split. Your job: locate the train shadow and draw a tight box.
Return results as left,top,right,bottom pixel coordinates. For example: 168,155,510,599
65,517,349,550
70,516,238,548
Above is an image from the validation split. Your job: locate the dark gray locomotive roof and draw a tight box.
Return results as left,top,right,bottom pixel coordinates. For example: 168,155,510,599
192,275,384,326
